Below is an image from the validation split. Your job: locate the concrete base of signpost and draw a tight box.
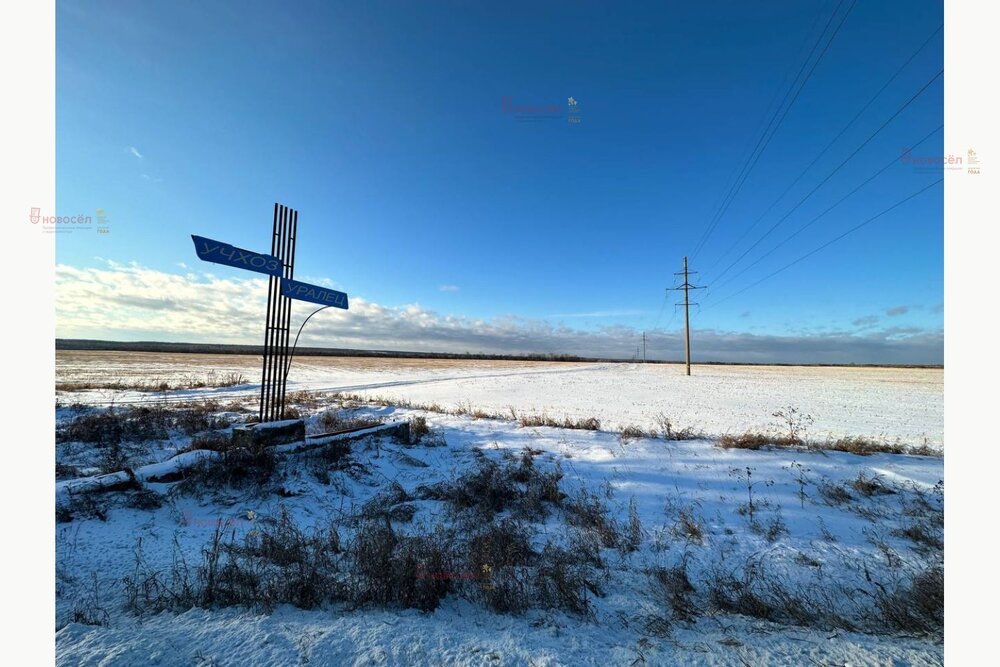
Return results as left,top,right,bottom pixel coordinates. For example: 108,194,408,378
231,418,306,450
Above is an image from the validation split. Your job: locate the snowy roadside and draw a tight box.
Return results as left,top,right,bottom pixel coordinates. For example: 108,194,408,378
55,396,943,665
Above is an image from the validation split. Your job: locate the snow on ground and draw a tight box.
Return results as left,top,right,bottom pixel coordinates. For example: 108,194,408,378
56,394,944,665
57,352,943,448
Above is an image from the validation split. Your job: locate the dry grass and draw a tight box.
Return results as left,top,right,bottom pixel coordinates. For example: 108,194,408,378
174,448,278,496
717,430,941,457
57,372,247,393
58,403,233,445
650,561,697,620
311,410,383,435
408,415,430,442
718,432,798,451
654,414,703,441
122,463,608,619
518,413,601,431
850,472,896,497
818,480,854,505
825,436,905,456
436,454,564,521
618,425,650,444
179,431,231,454
564,488,622,549
672,509,705,543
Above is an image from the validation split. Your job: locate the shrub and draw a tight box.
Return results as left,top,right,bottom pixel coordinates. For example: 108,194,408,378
69,574,110,627
672,509,704,543
851,472,896,497
56,492,109,523
176,447,278,495
622,497,643,553
825,436,906,456
56,463,82,480
650,561,696,620
565,416,601,431
58,404,232,445
519,413,601,431
894,523,943,551
360,482,412,522
408,415,430,442
181,431,231,453
865,566,943,635
771,407,813,444
312,410,383,435
706,562,778,622
818,480,853,505
564,488,621,549
348,520,454,612
655,414,701,440
534,540,605,617
466,520,535,613
718,432,776,451
442,456,562,521
126,486,164,511
618,425,648,443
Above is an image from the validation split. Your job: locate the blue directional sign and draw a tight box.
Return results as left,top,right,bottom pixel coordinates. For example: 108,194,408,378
191,235,283,277
280,278,349,309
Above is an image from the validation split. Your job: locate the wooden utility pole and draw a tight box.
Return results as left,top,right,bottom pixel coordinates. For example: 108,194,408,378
669,256,705,376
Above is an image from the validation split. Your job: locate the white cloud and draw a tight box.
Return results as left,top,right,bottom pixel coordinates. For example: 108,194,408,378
439,285,460,292
126,146,143,159
54,262,943,364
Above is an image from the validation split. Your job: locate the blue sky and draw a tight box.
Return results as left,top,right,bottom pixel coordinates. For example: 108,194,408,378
55,0,945,363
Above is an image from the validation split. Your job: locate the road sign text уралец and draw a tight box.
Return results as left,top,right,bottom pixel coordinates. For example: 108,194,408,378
281,278,349,309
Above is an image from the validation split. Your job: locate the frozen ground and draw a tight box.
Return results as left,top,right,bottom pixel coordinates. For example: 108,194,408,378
55,394,943,665
57,351,943,448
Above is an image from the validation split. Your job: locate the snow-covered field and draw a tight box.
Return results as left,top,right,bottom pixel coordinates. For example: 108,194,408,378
57,351,943,448
55,353,944,665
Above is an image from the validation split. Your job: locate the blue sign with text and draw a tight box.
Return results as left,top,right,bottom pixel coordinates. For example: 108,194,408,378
281,278,349,309
191,235,282,277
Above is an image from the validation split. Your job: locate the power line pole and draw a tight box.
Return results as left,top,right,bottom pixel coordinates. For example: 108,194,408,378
669,256,706,376
642,332,646,363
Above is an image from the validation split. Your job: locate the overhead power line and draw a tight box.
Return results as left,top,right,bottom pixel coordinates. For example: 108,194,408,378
712,123,943,294
702,178,944,310
691,0,857,261
704,23,943,275
707,67,944,286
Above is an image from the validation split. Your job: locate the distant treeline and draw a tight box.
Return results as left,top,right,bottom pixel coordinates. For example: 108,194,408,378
55,339,943,369
56,339,603,362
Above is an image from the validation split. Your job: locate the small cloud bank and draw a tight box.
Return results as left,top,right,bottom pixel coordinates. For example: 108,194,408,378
56,262,943,365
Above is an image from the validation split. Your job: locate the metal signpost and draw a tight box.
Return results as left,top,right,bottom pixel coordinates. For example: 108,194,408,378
191,203,350,423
